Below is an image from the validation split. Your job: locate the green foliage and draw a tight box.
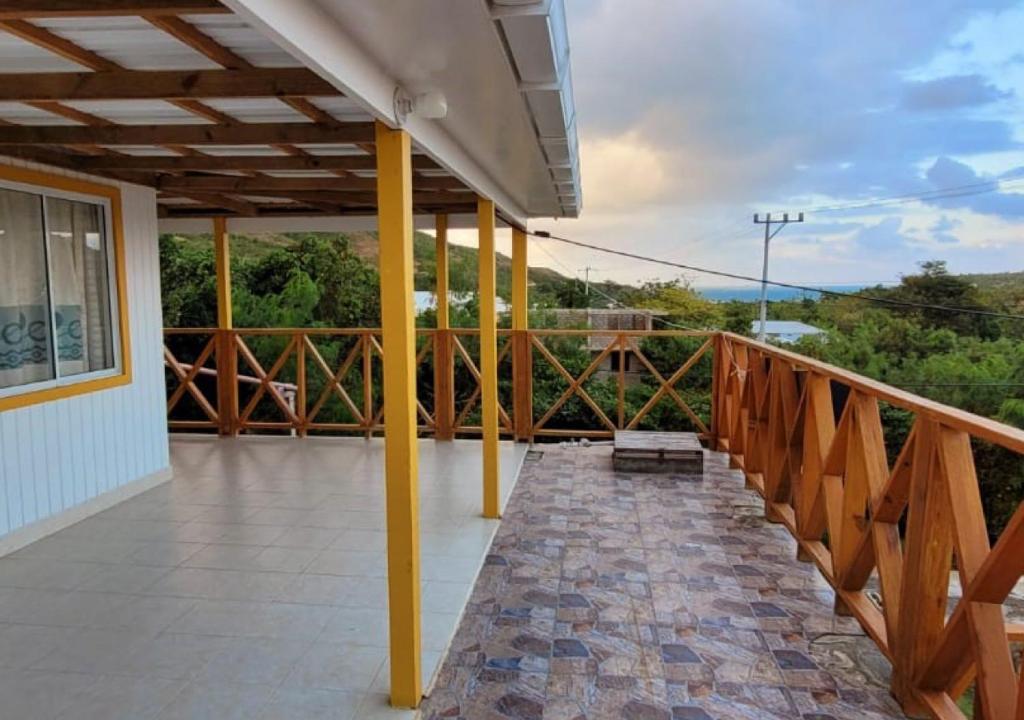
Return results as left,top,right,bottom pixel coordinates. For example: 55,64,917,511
160,235,1024,541
629,280,722,328
159,235,217,328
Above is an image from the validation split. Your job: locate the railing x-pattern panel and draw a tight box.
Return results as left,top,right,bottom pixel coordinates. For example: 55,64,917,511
715,332,1024,719
527,329,713,438
164,325,1024,718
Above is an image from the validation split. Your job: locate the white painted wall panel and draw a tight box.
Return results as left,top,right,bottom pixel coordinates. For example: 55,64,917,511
0,161,170,542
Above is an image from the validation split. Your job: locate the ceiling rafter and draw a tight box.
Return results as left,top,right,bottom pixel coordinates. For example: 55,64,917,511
0,15,258,202
0,3,472,217
0,148,439,172
141,13,360,182
0,122,377,146
0,68,341,102
155,175,464,192
0,1,230,19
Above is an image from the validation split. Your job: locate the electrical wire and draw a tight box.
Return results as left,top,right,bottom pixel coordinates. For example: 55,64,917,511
529,231,1024,322
795,172,1024,215
531,239,705,331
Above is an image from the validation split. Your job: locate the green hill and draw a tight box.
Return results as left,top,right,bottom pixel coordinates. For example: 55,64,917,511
162,229,570,300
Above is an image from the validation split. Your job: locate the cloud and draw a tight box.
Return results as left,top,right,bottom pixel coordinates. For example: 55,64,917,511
535,1,1024,285
901,74,1011,110
567,1,1021,208
577,131,671,212
852,217,911,253
925,157,1024,218
930,215,963,243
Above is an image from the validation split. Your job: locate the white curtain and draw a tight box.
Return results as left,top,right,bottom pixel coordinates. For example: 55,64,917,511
46,197,114,378
0,188,52,389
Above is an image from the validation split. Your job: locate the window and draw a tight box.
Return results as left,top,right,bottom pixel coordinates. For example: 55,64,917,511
0,172,125,404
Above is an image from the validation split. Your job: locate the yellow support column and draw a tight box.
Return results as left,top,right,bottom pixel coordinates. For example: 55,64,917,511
511,227,527,332
511,227,532,441
375,121,422,708
434,214,454,440
478,197,500,518
214,217,232,329
213,217,237,436
435,214,450,329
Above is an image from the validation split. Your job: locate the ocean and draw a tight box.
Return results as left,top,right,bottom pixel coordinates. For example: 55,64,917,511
696,285,872,302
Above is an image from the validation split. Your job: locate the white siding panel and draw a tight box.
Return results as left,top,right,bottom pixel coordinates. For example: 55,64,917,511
0,162,170,543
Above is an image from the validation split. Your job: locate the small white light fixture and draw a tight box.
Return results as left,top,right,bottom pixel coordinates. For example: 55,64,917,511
394,87,448,126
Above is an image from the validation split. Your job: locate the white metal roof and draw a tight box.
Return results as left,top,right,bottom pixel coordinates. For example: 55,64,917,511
752,321,825,335
0,0,582,227
225,0,582,221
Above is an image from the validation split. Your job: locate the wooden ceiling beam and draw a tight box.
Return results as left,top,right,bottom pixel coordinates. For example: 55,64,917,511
0,17,249,166
156,175,464,192
142,16,338,128
158,201,479,219
0,1,229,19
0,19,119,69
2,149,423,172
0,68,341,102
144,14,245,69
164,188,475,206
0,122,377,146
172,191,258,216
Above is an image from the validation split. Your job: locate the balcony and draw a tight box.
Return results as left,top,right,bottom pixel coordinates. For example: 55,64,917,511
157,326,1024,719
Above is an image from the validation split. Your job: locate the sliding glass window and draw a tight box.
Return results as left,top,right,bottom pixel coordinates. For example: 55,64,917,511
0,181,120,396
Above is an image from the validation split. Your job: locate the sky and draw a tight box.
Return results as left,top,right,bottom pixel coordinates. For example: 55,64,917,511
477,0,1024,289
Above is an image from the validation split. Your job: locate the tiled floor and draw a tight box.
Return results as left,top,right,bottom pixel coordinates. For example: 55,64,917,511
0,435,526,720
420,444,909,720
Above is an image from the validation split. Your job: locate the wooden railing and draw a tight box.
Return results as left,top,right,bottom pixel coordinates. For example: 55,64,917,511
164,327,715,440
714,332,1024,719
164,326,1024,716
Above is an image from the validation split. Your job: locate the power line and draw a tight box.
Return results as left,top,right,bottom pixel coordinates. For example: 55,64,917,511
531,239,703,331
529,230,1024,321
800,172,1024,215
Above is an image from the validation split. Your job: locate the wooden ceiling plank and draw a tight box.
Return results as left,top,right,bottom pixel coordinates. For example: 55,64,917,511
25,100,113,126
0,18,244,165
0,122,377,146
0,68,342,102
172,191,258,215
142,15,343,159
0,1,229,19
5,151,436,172
155,175,463,192
145,14,247,69
0,19,119,70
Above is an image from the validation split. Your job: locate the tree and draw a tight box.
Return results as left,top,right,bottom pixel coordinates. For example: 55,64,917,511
891,260,998,338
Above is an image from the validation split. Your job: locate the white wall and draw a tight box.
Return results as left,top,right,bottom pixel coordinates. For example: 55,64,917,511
0,161,170,545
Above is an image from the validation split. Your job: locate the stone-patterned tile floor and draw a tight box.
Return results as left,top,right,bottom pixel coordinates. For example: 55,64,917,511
420,445,908,720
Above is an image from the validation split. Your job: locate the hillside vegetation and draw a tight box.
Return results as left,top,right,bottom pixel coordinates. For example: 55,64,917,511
160,233,1024,538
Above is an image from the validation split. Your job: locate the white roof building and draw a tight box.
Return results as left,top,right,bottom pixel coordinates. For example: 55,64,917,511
752,320,825,343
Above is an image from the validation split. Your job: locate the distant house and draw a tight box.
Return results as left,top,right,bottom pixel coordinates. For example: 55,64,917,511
413,291,509,316
752,320,825,344
549,308,668,382
414,291,437,314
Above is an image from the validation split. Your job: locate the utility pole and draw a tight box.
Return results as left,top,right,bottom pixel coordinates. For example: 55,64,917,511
753,212,804,342
579,265,595,296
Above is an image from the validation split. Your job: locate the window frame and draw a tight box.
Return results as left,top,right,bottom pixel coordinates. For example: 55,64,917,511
0,164,131,411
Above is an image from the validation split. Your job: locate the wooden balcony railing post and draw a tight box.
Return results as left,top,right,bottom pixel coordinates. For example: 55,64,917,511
512,329,532,442
363,331,374,438
295,331,307,437
891,418,953,715
710,333,721,446
216,328,238,436
434,329,454,440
